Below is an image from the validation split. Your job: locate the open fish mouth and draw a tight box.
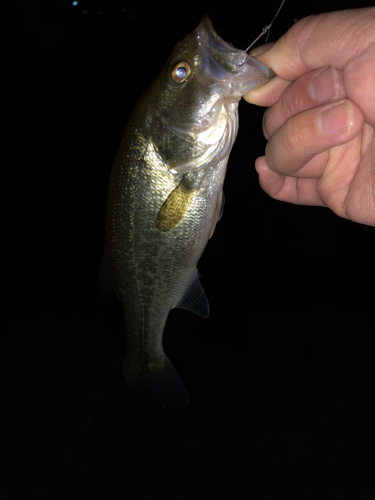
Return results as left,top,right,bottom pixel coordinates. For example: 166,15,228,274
192,16,275,98
196,16,250,70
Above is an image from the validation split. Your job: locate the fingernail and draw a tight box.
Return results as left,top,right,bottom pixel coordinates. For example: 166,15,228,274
308,66,339,102
317,100,353,135
249,47,265,58
249,44,273,58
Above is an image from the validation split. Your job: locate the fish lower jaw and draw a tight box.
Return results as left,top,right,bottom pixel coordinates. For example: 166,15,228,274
223,100,240,111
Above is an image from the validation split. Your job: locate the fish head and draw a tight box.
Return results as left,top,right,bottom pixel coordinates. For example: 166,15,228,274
148,16,275,173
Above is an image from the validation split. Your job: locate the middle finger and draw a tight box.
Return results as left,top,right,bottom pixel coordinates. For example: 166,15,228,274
263,66,347,140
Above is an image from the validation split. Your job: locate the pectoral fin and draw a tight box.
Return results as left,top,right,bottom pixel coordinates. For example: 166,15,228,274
155,178,198,232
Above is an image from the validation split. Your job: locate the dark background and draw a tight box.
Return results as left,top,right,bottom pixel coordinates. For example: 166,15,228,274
4,1,374,498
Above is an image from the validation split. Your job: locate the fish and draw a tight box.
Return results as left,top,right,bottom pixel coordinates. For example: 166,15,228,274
100,16,275,410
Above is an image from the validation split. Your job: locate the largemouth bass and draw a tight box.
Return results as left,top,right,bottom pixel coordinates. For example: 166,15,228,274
100,16,274,410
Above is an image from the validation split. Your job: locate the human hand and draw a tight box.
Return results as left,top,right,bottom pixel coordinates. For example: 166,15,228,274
244,8,375,226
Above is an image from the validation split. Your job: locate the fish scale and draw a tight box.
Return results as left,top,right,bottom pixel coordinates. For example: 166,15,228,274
100,16,275,410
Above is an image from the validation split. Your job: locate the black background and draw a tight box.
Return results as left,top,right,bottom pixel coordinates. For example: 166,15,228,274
4,1,374,498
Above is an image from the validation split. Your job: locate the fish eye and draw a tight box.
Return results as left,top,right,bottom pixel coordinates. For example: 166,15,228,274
171,61,191,83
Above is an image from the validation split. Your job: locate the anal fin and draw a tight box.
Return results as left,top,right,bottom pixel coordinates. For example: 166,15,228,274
173,269,209,318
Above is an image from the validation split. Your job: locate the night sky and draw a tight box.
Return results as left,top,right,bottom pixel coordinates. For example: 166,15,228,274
4,1,374,498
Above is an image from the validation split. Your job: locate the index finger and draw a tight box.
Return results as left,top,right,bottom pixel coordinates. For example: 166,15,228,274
244,8,375,107
256,8,375,79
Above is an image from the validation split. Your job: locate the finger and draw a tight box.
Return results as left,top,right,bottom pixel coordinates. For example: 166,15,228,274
345,42,375,128
255,156,324,206
243,74,290,107
265,99,365,177
249,42,275,58
262,66,347,139
253,8,375,80
243,43,291,107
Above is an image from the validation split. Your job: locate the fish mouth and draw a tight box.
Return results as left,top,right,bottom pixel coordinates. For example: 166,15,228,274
196,16,249,69
195,15,275,94
151,16,275,173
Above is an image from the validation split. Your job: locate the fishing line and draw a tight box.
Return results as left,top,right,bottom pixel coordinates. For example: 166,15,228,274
239,0,286,65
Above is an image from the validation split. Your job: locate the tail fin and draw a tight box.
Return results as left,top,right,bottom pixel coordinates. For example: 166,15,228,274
122,354,190,411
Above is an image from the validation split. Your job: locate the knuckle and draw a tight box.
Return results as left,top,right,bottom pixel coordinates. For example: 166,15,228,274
283,117,303,154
